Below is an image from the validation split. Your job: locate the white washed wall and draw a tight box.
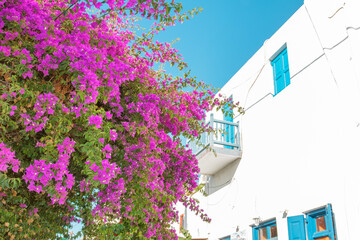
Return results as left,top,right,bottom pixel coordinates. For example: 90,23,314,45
180,1,360,240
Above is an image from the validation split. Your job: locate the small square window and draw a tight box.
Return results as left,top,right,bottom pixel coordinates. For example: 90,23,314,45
270,225,278,238
252,219,278,240
271,47,290,95
305,204,337,240
259,228,268,240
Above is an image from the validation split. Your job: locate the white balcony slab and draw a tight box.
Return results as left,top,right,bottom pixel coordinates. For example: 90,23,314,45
197,146,242,175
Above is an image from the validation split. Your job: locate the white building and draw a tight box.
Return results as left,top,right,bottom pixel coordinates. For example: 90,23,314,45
181,0,360,240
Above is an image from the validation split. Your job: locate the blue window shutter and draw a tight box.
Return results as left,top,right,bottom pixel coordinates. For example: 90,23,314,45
288,215,306,240
325,204,336,240
274,57,283,79
282,49,290,86
272,47,290,95
305,214,315,240
252,227,259,240
272,56,285,94
282,49,289,69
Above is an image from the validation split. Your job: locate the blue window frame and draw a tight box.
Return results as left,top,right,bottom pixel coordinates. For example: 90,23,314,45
271,47,290,95
252,219,278,240
288,204,337,240
305,204,337,240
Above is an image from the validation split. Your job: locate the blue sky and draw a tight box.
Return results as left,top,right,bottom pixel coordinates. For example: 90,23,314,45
152,0,303,90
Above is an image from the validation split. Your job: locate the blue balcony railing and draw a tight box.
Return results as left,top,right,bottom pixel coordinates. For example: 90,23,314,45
188,113,241,156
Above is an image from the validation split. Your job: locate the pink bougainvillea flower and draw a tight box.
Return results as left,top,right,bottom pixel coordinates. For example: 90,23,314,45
34,185,42,193
9,106,17,116
35,142,46,147
33,208,38,214
62,106,70,114
29,208,39,216
103,144,112,152
0,142,20,172
88,115,102,128
105,111,113,119
0,0,213,237
110,129,118,141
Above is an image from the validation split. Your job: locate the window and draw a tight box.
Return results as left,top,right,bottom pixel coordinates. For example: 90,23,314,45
271,46,290,95
287,204,337,240
252,219,278,240
305,204,337,240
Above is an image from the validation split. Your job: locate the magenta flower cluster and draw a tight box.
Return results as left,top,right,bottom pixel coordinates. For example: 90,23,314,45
0,143,20,173
88,115,103,129
23,138,76,204
88,158,119,185
20,92,59,132
0,0,216,238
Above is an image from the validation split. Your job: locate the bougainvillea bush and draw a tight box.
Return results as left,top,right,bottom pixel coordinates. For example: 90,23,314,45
0,0,241,239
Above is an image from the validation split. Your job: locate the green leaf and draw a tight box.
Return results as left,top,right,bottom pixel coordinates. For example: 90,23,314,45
166,6,171,15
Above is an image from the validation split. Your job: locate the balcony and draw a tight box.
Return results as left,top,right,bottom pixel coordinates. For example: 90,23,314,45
188,114,242,175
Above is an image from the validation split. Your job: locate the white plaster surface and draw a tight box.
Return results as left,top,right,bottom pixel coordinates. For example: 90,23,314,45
177,0,360,239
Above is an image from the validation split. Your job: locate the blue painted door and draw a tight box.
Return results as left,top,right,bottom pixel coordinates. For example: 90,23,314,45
223,98,234,149
288,215,306,240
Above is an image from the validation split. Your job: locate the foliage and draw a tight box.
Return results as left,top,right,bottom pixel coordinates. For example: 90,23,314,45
178,227,192,240
0,0,242,239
